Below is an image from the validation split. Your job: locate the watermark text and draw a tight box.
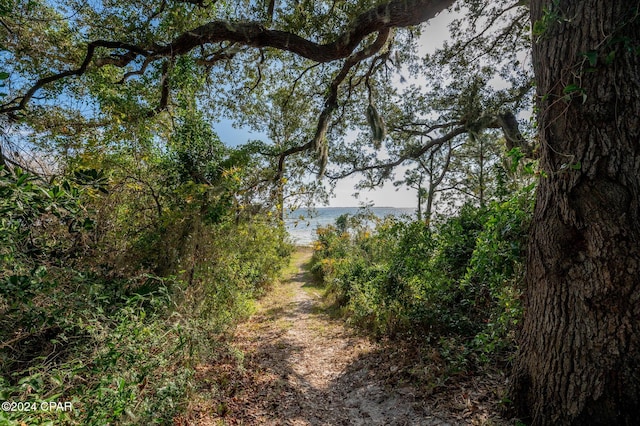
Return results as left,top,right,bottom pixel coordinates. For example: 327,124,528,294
1,400,73,412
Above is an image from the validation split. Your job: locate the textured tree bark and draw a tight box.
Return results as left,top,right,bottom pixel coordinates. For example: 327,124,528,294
162,0,455,61
511,1,640,424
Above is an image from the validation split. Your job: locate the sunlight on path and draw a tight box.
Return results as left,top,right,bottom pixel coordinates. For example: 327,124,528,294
184,247,454,425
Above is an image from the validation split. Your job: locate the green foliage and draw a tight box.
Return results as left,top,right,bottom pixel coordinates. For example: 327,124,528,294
532,0,562,40
185,219,293,329
461,189,533,359
1,123,292,425
0,271,192,426
312,186,534,370
0,166,94,269
1,166,189,424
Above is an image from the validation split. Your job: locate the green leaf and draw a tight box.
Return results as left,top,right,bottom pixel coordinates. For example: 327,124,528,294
563,84,582,94
523,162,535,175
82,217,95,230
563,84,587,103
16,172,29,186
506,147,525,172
583,50,598,67
605,51,616,64
532,20,547,37
0,71,9,80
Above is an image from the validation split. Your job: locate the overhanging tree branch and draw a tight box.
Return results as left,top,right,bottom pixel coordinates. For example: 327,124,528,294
486,111,535,157
159,0,454,61
0,0,455,116
328,108,534,180
327,125,468,180
312,28,392,176
1,41,151,117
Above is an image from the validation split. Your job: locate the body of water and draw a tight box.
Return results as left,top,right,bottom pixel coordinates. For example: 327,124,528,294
285,207,416,245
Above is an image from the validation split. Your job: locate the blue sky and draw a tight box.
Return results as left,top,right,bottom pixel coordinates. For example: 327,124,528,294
211,9,454,208
212,117,419,208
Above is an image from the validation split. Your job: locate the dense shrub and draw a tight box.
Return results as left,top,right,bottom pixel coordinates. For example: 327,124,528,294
312,186,534,368
0,165,292,425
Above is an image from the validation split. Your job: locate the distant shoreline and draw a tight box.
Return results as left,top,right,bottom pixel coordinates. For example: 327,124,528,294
285,206,416,245
297,206,415,209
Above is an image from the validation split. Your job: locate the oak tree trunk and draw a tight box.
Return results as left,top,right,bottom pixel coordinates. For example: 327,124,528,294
511,1,640,424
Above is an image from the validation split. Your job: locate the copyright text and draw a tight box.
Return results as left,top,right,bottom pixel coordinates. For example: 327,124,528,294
1,401,73,412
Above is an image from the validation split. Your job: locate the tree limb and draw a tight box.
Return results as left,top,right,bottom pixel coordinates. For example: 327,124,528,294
327,125,467,179
160,0,454,61
330,101,536,180
487,110,535,157
0,0,455,116
312,28,392,176
1,41,151,116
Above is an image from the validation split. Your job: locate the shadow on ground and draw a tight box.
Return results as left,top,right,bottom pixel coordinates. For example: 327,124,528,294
182,249,507,425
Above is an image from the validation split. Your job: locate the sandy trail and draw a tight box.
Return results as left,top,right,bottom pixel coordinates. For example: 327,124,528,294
185,248,454,425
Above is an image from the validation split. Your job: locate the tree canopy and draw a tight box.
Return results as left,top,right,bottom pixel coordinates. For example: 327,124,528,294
1,0,533,188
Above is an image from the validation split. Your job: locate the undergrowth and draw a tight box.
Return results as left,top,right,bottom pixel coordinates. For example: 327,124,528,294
311,187,534,377
0,165,292,425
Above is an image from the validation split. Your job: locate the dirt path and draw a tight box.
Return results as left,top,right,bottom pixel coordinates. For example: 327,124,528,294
184,248,457,425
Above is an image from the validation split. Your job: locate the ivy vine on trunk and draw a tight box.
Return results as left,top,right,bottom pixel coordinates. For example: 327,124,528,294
511,1,640,424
